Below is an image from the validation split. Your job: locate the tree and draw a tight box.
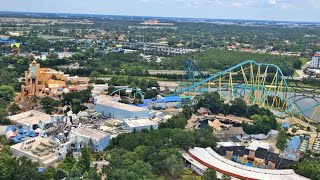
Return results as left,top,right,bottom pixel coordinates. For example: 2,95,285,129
51,75,58,80
293,59,302,69
83,168,101,180
202,168,217,180
222,174,232,180
144,89,159,99
40,166,56,180
229,98,247,117
7,103,20,115
146,80,159,89
291,128,297,133
77,147,92,174
294,158,320,180
194,127,218,149
182,105,192,119
306,126,311,132
0,85,15,103
55,169,68,180
40,96,60,114
0,148,42,180
276,130,288,151
195,92,224,114
0,108,9,124
90,71,100,80
163,154,184,177
107,85,116,94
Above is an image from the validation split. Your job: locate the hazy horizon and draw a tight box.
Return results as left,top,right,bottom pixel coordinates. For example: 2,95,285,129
0,0,319,22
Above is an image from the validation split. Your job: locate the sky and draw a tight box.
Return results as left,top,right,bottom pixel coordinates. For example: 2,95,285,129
0,0,319,22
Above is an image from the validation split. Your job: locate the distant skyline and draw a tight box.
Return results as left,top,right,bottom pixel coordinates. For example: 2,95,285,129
0,0,319,22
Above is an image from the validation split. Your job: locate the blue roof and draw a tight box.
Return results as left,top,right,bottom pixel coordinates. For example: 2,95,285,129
144,96,181,103
144,99,153,103
136,103,149,107
281,122,290,128
6,126,15,131
286,136,301,153
38,167,44,173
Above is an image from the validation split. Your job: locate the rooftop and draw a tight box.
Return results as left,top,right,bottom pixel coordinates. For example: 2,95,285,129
10,136,61,166
95,95,149,112
188,147,307,180
216,146,296,169
124,118,157,128
246,140,271,151
281,122,290,129
73,127,110,141
8,110,52,126
223,127,245,135
144,96,181,103
286,136,301,153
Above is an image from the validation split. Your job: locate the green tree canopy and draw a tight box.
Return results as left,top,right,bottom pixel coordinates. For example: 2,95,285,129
202,168,217,180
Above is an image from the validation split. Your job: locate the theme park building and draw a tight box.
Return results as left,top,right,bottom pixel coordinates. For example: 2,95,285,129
21,60,80,96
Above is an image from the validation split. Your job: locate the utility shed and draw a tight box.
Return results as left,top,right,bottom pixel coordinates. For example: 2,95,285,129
7,110,52,130
71,127,111,151
94,95,149,119
124,118,158,132
222,127,246,138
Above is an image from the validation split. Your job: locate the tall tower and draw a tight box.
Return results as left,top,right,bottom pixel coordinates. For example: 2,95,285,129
24,60,40,96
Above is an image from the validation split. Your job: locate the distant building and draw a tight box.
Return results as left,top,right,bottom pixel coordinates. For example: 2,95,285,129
58,52,74,59
284,136,301,161
91,84,108,97
34,54,47,61
124,118,158,132
140,19,174,26
245,140,271,151
182,147,306,179
142,95,181,109
10,137,62,167
197,107,212,116
8,32,20,36
311,52,320,68
70,127,111,151
7,110,52,131
94,95,150,119
219,127,246,138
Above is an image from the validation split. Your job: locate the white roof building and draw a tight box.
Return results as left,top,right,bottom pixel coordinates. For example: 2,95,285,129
7,110,52,130
311,52,320,68
124,118,158,132
94,95,150,119
70,127,111,151
246,140,271,151
10,136,62,167
184,147,309,180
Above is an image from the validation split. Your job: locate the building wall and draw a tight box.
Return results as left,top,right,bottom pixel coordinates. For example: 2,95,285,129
93,135,111,151
156,101,181,108
72,133,111,152
191,164,205,175
311,56,320,68
10,147,61,167
126,124,159,132
95,104,149,119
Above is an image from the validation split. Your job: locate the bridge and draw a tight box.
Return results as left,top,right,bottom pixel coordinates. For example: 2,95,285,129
173,59,320,123
109,87,145,100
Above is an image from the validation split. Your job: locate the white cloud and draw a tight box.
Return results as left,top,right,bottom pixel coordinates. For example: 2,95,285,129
268,0,277,5
232,2,243,8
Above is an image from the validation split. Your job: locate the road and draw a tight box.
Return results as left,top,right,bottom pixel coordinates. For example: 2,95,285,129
292,61,311,80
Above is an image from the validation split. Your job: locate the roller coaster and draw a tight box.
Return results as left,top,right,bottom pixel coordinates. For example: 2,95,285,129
174,59,320,123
